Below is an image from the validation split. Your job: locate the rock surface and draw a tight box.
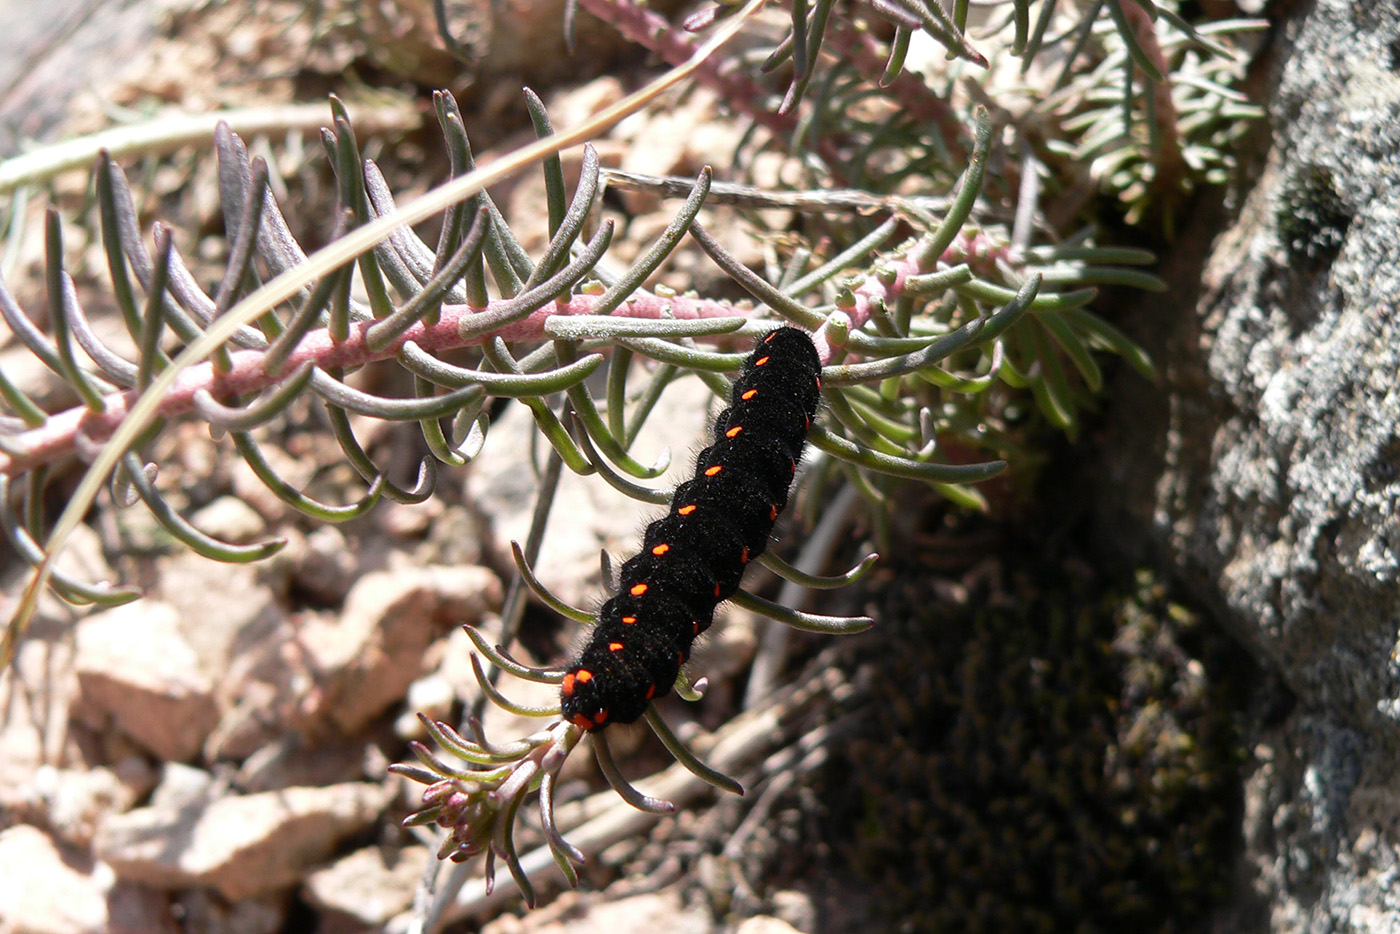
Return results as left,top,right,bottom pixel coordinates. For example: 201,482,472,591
479,890,712,934
1090,0,1400,929
0,634,80,816
94,781,392,899
73,600,220,762
733,919,806,934
0,824,111,934
302,844,430,925
298,563,502,734
0,0,157,155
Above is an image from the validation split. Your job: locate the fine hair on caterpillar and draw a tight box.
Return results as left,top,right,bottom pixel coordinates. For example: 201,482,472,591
560,326,822,730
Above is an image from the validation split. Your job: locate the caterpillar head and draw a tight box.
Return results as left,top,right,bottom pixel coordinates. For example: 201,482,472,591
560,652,673,730
560,665,612,730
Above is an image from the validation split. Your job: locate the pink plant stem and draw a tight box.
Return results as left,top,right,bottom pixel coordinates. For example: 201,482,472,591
822,19,967,149
578,0,796,141
0,295,737,476
809,234,990,362
1119,0,1184,192
576,0,857,170
1,231,976,477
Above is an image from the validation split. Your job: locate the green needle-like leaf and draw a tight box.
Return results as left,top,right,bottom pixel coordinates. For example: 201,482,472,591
821,317,985,386
229,430,384,522
643,708,744,797
463,625,566,685
543,314,746,342
591,730,676,813
728,587,875,634
312,354,603,418
756,549,880,589
120,452,285,562
471,654,560,717
511,541,593,624
810,424,1007,484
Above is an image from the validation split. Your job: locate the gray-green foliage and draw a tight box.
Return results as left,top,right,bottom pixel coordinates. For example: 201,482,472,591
0,0,1262,914
702,0,1264,224
0,0,1267,612
0,99,1163,617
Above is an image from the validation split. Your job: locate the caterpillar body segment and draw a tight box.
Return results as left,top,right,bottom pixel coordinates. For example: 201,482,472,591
561,327,822,731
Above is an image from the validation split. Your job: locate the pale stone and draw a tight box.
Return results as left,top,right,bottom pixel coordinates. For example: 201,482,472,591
298,564,502,734
302,845,429,924
73,600,219,762
0,824,111,934
95,782,391,899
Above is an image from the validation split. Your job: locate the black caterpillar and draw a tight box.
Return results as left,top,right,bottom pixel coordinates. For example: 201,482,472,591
561,327,822,731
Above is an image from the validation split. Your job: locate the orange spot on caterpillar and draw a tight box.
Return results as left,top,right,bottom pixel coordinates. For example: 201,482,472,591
726,426,743,438
755,355,771,367
609,642,624,651
790,459,797,473
742,388,758,400
769,505,778,520
630,583,649,596
705,465,723,477
713,582,722,597
622,615,637,624
593,710,609,725
692,620,700,635
562,673,576,695
572,714,594,730
741,546,749,563
678,504,697,516
764,331,777,343
652,543,670,556
576,669,593,683
645,684,656,699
